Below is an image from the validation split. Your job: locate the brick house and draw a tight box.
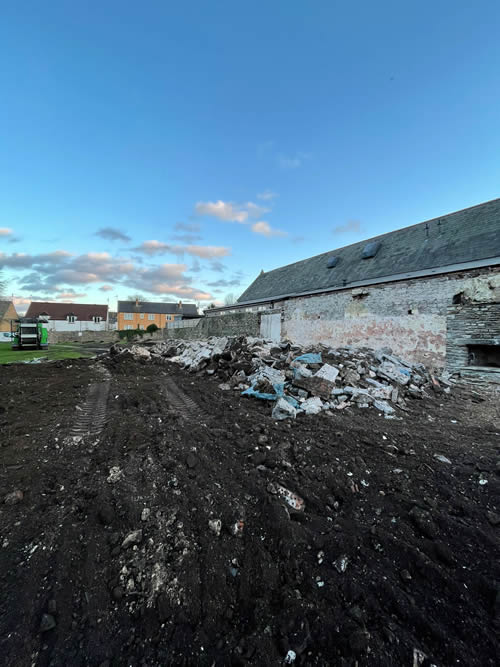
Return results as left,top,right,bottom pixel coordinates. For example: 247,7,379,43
207,199,500,373
25,302,110,331
117,300,199,331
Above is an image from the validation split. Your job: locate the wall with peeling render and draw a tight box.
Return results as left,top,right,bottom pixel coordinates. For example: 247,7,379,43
281,268,500,369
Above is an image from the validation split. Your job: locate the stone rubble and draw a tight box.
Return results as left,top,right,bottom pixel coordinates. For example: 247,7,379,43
115,336,450,419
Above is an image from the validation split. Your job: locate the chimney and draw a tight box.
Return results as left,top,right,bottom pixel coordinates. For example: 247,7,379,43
135,298,139,306
178,300,183,311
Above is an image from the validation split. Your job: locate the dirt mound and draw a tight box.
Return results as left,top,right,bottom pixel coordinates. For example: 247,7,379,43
0,356,499,666
113,336,451,420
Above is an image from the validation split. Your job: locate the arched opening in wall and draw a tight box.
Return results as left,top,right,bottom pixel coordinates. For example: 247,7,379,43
452,292,464,305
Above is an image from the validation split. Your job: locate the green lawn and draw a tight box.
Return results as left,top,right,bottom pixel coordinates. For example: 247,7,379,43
0,342,95,365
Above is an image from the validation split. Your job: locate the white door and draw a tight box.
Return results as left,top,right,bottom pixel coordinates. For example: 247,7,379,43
260,313,281,342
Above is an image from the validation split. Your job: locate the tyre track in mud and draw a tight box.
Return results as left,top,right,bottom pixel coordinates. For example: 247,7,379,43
163,376,207,420
68,366,112,441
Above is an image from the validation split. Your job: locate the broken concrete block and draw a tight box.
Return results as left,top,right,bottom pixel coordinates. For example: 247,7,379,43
129,345,151,360
272,397,297,420
248,365,286,386
343,370,361,386
377,361,411,386
293,364,313,379
293,376,334,400
373,400,395,415
314,363,339,383
301,396,324,415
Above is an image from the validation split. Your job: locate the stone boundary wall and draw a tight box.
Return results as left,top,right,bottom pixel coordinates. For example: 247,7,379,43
164,312,260,341
49,329,164,344
49,330,119,344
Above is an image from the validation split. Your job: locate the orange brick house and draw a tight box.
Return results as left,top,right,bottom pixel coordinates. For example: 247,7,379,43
117,300,199,330
0,300,19,332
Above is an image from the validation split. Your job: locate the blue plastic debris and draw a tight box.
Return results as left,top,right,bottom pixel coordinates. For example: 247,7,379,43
242,382,285,401
283,395,300,408
294,353,322,364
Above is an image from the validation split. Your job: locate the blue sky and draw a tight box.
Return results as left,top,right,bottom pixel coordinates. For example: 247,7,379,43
1,1,499,313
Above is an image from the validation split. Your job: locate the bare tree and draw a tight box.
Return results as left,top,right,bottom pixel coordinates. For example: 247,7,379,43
0,272,6,299
224,292,236,306
128,293,145,303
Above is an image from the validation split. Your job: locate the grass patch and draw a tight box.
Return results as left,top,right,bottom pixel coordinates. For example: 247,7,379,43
0,342,95,365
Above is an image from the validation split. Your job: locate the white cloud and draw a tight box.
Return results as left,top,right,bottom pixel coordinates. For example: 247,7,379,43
171,233,202,243
0,227,13,236
185,245,230,259
195,200,269,223
123,262,213,300
57,291,88,299
4,247,216,303
175,222,200,233
132,240,230,259
251,221,287,238
257,190,278,201
333,219,362,234
95,227,131,242
209,260,226,273
132,240,171,256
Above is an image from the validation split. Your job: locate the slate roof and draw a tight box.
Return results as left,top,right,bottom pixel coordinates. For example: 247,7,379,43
238,199,500,303
117,301,199,318
26,302,108,320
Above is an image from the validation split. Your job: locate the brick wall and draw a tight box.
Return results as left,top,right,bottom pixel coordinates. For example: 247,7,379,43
280,267,500,369
164,312,260,341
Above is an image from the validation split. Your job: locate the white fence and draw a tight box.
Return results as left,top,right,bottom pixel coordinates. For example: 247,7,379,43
166,318,202,330
46,320,116,332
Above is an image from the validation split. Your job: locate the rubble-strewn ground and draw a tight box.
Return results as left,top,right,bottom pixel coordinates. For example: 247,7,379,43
0,348,499,667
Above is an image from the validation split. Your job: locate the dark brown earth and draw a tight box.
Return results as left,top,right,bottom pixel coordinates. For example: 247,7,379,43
0,354,499,666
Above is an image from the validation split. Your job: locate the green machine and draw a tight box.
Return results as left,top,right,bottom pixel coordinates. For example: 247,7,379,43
11,317,49,350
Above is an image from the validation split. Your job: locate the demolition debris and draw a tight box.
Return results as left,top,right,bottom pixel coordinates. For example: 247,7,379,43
111,336,451,419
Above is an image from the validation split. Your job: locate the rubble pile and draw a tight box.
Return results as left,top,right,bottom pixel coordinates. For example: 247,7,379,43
114,336,450,419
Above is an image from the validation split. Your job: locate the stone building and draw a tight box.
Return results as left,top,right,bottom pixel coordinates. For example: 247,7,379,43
209,199,500,374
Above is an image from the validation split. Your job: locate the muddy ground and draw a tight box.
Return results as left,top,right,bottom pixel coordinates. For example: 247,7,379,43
0,354,499,666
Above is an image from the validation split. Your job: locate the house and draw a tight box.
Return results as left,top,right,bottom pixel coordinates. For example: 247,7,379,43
0,300,19,340
207,198,500,372
25,302,110,331
117,300,199,330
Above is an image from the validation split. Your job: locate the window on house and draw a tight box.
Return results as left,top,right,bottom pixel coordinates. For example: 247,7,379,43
140,313,144,319
67,315,76,323
125,325,133,330
124,313,133,320
93,316,102,323
138,324,145,330
148,314,155,320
